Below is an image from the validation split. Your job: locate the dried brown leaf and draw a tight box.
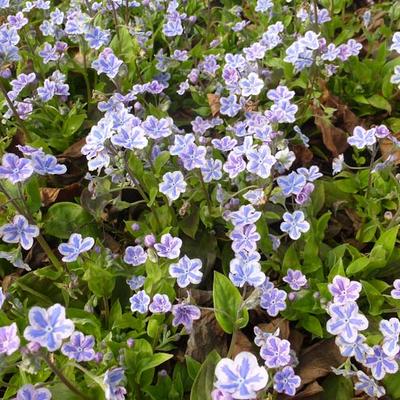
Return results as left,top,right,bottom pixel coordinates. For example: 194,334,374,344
230,331,253,358
296,339,346,386
59,137,86,159
186,309,227,362
207,93,220,117
258,318,290,340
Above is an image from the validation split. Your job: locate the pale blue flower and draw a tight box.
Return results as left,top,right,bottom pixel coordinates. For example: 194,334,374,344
273,366,301,396
229,205,261,227
123,245,147,266
58,234,95,262
61,331,95,362
0,215,39,250
379,318,400,357
149,294,172,313
104,368,126,400
277,172,306,197
260,336,291,368
365,345,399,380
355,371,385,398
347,126,376,149
31,153,67,175
159,171,187,201
326,302,368,343
0,153,33,183
229,257,265,288
220,95,241,117
260,288,287,316
92,48,123,79
390,32,400,53
169,255,203,288
201,159,223,182
111,126,148,150
0,322,20,355
214,352,269,398
239,72,264,97
129,290,150,314
246,145,276,178
154,233,182,259
23,304,75,351
13,384,52,400
280,211,310,240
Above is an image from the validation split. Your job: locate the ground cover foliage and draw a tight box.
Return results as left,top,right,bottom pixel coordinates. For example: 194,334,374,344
1,0,400,398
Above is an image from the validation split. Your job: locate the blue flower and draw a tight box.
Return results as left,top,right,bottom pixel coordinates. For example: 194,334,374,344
365,345,399,380
328,275,362,305
14,384,52,400
239,72,264,97
179,144,206,170
347,126,377,149
31,153,67,175
159,171,187,202
163,12,183,37
228,205,261,227
335,334,369,363
230,224,260,253
391,279,400,299
123,245,148,266
85,27,110,50
273,366,301,396
154,233,182,259
355,371,386,398
229,257,265,288
255,0,273,13
223,152,246,179
220,95,241,117
277,172,306,197
0,153,33,183
0,287,4,309
169,255,203,288
267,85,295,103
58,233,94,262
280,211,310,240
282,269,307,291
326,302,368,343
172,303,201,332
149,294,172,314
390,32,400,53
214,352,269,398
104,368,126,400
23,304,75,351
142,116,173,139
0,215,39,250
260,335,291,368
201,159,223,182
0,322,20,355
379,318,400,357
260,288,287,316
246,145,276,179
92,48,123,79
111,126,148,150
129,290,150,314
61,331,95,362
126,275,145,290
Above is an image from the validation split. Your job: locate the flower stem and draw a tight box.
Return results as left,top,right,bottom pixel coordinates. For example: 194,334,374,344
42,353,92,400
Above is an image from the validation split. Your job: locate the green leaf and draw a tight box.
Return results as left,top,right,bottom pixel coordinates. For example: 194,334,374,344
384,371,400,398
190,350,221,400
179,207,200,239
368,94,392,113
82,261,115,298
213,271,248,334
153,152,170,176
25,177,41,213
137,353,173,378
186,356,201,381
346,256,369,276
128,152,144,179
374,226,399,259
44,202,98,239
322,375,353,400
301,315,323,337
62,113,86,137
361,280,385,316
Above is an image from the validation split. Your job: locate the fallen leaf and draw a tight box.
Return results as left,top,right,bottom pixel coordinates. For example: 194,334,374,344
292,144,313,165
296,339,346,386
40,183,82,207
258,318,290,340
207,93,220,117
40,188,60,207
379,134,400,165
230,331,253,358
186,309,227,362
59,137,86,159
292,382,323,399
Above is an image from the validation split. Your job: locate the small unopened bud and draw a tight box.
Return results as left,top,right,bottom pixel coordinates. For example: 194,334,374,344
27,342,41,354
144,234,156,248
127,338,135,348
131,223,140,231
94,352,104,363
384,211,393,221
288,292,297,301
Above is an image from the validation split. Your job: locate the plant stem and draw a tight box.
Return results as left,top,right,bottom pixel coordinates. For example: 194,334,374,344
42,353,92,400
0,182,64,273
197,170,212,216
0,80,30,138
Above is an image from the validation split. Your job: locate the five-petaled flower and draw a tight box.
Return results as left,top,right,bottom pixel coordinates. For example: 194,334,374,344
13,384,52,400
154,233,182,259
365,345,399,380
23,304,75,351
0,153,33,183
123,245,148,266
172,303,201,332
260,336,291,368
129,290,150,314
214,352,269,399
169,255,203,288
280,211,310,240
328,275,362,305
58,233,95,262
0,322,20,355
326,302,368,343
61,331,96,362
273,366,301,396
0,215,39,250
159,171,187,202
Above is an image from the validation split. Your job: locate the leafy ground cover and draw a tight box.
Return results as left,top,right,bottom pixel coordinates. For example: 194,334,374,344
1,0,400,399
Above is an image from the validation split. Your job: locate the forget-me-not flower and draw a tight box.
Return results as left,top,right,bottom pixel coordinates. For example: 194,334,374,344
154,233,182,259
129,290,150,314
123,245,148,266
280,211,310,240
0,215,39,250
273,366,301,396
13,384,52,400
159,171,187,202
61,331,96,362
169,255,203,288
58,233,95,262
0,153,33,183
0,323,20,355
